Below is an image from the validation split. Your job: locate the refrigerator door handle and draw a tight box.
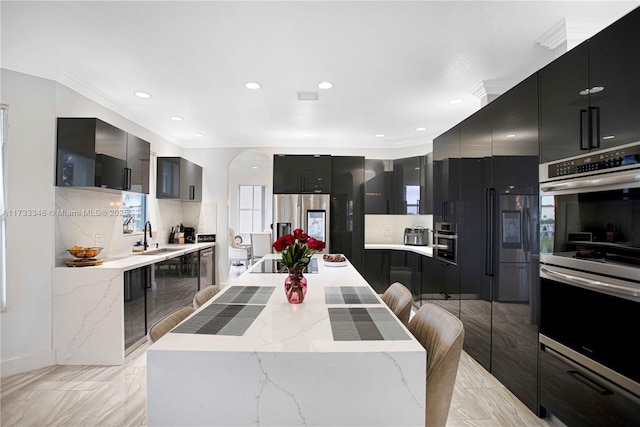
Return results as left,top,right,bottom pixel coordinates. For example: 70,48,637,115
523,206,530,254
485,188,495,276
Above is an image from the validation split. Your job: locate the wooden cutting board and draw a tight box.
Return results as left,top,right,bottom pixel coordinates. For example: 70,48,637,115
65,258,104,267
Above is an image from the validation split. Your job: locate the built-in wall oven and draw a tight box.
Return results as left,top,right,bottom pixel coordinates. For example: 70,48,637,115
538,142,640,425
434,222,457,265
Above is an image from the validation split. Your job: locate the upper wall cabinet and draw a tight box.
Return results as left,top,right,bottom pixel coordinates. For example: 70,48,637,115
273,155,331,194
156,157,203,202
56,118,150,194
539,8,640,163
364,156,427,215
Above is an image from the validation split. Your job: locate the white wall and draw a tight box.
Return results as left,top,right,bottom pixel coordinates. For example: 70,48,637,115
1,69,57,375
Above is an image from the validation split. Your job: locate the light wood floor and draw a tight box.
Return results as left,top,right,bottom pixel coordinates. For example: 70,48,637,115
1,342,553,427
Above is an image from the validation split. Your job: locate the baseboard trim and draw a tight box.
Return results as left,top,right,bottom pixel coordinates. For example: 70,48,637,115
1,350,56,378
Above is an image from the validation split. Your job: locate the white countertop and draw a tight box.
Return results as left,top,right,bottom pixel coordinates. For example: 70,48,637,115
56,242,216,271
150,253,424,354
365,243,433,257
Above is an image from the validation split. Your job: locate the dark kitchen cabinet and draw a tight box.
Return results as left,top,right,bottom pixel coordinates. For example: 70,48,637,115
421,154,432,214
363,250,390,294
422,256,460,319
156,157,203,201
364,157,426,215
273,154,331,193
56,118,150,194
126,133,151,194
148,252,200,335
393,156,422,214
124,265,150,350
458,99,504,372
364,159,389,214
365,249,425,303
330,156,365,273
433,126,460,224
539,7,640,163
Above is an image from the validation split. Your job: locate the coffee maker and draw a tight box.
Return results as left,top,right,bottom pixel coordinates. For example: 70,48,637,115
183,227,196,244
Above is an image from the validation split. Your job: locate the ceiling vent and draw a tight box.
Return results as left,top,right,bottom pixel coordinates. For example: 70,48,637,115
297,91,319,101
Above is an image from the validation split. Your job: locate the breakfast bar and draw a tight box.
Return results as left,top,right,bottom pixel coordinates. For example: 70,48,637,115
146,254,426,426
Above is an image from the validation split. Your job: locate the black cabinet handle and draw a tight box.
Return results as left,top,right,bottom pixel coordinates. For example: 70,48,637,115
589,106,601,149
579,109,590,151
442,201,448,222
485,188,495,276
189,185,195,200
567,370,613,396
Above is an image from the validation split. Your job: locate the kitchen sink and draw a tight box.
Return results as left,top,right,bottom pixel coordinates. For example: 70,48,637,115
136,248,182,255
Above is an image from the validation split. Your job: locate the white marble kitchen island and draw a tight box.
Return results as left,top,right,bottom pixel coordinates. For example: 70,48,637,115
146,254,426,426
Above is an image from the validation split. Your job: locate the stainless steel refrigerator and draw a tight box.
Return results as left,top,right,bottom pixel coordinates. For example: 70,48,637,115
273,194,330,253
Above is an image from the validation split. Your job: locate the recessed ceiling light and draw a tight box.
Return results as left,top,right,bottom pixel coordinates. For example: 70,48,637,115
245,82,261,90
375,134,385,138
318,81,334,90
602,135,615,140
505,134,517,138
303,133,312,137
448,98,464,104
170,116,183,121
194,133,205,137
134,91,151,99
251,166,259,170
415,127,426,131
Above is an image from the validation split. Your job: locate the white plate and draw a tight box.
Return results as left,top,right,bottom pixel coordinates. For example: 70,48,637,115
324,261,348,267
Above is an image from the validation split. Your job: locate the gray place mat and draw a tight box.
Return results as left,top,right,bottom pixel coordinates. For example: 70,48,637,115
328,307,410,341
214,286,275,304
172,303,265,336
324,286,380,304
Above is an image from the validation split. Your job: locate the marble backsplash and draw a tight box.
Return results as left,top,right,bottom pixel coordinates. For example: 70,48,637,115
55,187,217,266
365,214,433,244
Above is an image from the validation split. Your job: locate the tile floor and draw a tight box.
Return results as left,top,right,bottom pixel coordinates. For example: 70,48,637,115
1,342,554,427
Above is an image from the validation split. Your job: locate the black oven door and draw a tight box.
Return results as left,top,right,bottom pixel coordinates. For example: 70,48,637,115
435,233,456,264
539,264,640,425
540,265,640,384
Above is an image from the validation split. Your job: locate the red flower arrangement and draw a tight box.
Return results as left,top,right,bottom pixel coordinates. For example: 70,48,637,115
273,228,325,271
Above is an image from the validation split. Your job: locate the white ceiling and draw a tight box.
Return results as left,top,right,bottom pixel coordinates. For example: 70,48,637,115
2,1,639,151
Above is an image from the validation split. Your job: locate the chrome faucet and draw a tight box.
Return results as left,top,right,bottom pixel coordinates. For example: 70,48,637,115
143,221,153,250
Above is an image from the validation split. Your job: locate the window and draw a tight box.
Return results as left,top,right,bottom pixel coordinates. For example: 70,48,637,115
122,192,146,234
1,105,8,311
238,185,265,233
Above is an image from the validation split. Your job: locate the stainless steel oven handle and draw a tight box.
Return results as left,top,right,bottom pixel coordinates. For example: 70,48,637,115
540,169,640,193
540,266,640,298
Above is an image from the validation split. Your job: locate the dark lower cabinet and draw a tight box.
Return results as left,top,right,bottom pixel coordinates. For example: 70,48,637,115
148,253,200,331
420,256,460,318
124,265,150,350
363,250,390,294
124,252,205,351
540,344,640,426
364,249,424,300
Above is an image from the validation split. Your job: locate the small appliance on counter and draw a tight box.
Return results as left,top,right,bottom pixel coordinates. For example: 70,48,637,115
403,227,430,246
183,227,196,244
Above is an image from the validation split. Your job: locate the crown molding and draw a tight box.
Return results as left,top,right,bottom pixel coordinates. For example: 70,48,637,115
536,18,567,50
537,16,611,50
57,70,185,147
471,80,516,99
